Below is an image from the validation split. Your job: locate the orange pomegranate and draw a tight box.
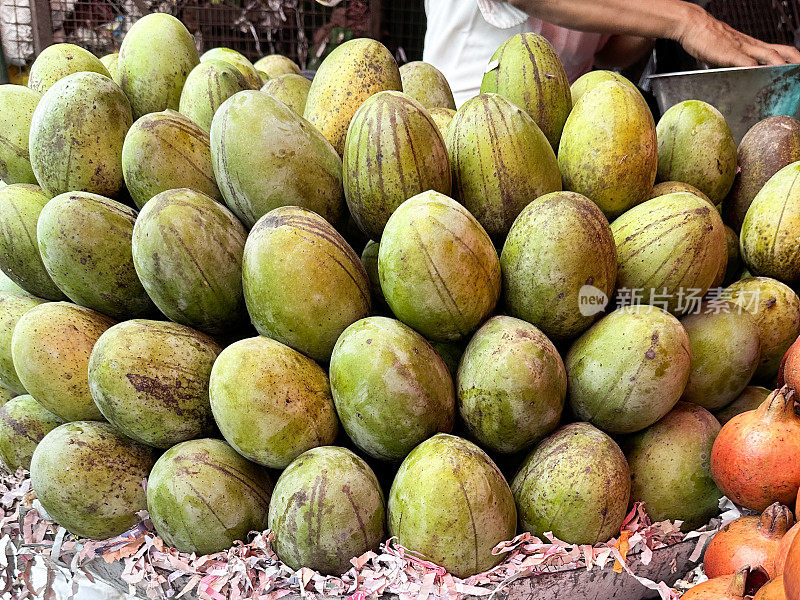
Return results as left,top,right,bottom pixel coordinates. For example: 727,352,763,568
785,533,800,600
754,576,786,600
682,567,769,600
778,524,800,576
779,337,800,388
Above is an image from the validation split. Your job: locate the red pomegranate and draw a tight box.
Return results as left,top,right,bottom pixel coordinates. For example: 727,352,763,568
682,567,769,600
779,337,800,388
784,533,800,600
778,523,800,576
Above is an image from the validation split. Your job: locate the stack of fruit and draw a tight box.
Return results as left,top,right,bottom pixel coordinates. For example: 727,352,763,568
2,11,800,590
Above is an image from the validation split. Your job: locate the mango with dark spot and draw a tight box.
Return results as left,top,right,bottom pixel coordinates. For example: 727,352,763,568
0,184,65,300
721,277,800,381
429,107,455,139
178,61,251,133
117,13,199,119
656,100,737,204
0,292,45,395
570,70,641,106
29,72,132,198
211,90,345,228
714,386,771,425
254,54,301,79
30,421,155,539
611,192,727,314
269,446,384,574
501,191,616,340
199,47,261,90
360,240,384,306
649,180,714,206
330,316,454,462
399,61,456,110
566,305,691,434
99,53,119,84
388,433,516,579
0,85,40,184
132,188,247,335
209,336,338,469
0,394,64,470
446,94,561,240
28,43,111,95
12,302,114,421
343,91,451,240
558,80,657,219
147,438,272,555
378,191,500,342
480,33,571,150
37,192,154,319
260,73,311,116
512,422,630,544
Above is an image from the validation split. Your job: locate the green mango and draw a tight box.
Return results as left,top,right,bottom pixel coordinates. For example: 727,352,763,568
714,386,771,425
28,43,110,95
253,54,301,78
260,73,311,115
360,240,384,306
200,47,261,89
179,60,251,132
429,107,455,138
0,84,40,184
570,70,640,106
0,292,45,395
0,271,29,296
99,53,119,84
649,180,714,205
399,61,455,110
0,394,64,470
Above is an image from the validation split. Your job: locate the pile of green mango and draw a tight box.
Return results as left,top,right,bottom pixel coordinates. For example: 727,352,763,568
2,14,800,584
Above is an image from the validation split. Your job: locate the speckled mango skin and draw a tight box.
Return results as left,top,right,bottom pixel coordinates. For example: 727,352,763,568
388,434,516,579
132,188,247,335
656,100,737,204
122,110,222,209
329,316,454,462
429,107,455,138
480,33,571,150
99,53,119,84
343,91,451,240
211,90,345,228
0,394,63,470
260,74,311,115
30,421,155,540
88,320,220,448
649,181,713,205
12,302,115,421
0,388,12,407
0,292,45,395
566,305,692,435
209,336,338,469
268,446,385,574
304,38,402,155
399,61,456,110
179,60,250,132
611,193,727,314
740,162,800,284
37,192,154,320
28,43,111,95
680,306,760,410
623,402,721,531
147,438,272,555
457,316,566,455
0,85,40,184
0,272,29,296
254,55,301,78
558,80,657,219
117,13,199,119
200,48,261,90
0,184,64,300
378,191,501,342
570,70,640,106
29,72,132,198
512,422,630,544
714,386,770,425
721,277,800,380
500,191,616,340
242,206,370,362
446,94,561,240
360,240,384,306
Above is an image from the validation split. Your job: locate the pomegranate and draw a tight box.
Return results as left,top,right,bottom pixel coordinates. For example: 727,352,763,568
754,576,787,600
779,337,800,388
785,533,800,600
778,524,800,576
704,503,794,579
682,567,769,600
711,387,800,511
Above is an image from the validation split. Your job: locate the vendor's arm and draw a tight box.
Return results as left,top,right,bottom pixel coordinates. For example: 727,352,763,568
506,0,800,66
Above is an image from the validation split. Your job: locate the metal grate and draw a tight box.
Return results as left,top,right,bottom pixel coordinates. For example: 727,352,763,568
705,0,800,46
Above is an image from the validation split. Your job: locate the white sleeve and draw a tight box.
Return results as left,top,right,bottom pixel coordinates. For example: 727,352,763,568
477,0,530,29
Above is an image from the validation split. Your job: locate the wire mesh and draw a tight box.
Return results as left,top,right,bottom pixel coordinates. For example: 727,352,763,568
705,0,800,46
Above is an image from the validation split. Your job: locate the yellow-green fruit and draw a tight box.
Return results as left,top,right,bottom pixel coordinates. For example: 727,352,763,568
254,54,301,78
480,33,571,149
242,207,370,362
0,271,30,297
429,107,455,137
211,90,345,228
30,421,155,539
118,13,199,118
446,94,561,240
268,446,385,574
0,85,40,184
28,43,111,95
512,423,630,544
260,73,311,115
611,193,727,313
200,47,261,90
147,438,272,556
740,162,800,284
304,38,402,155
179,60,250,132
714,386,771,425
209,336,339,469
723,225,743,286
388,434,516,579
649,180,713,205
122,110,221,209
0,388,12,406
570,70,639,106
29,72,132,198
0,292,46,395
343,91,451,240
12,302,115,421
721,277,800,380
378,191,501,342
37,192,154,319
558,80,657,218
399,61,456,110
0,184,64,300
361,240,384,306
99,53,119,83
656,100,737,204
0,394,63,470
